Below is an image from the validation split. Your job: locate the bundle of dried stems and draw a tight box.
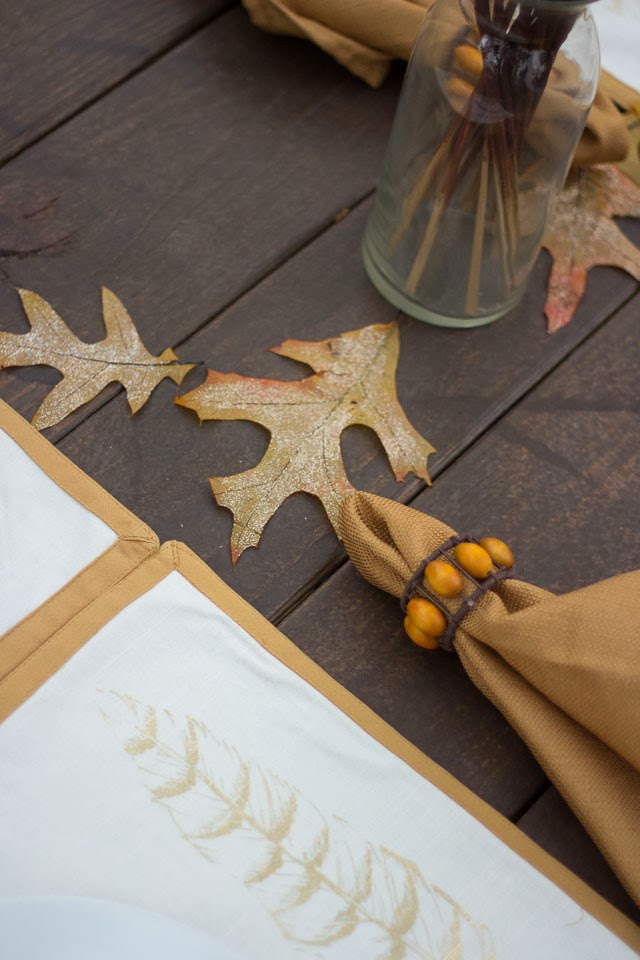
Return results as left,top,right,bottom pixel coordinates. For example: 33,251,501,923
396,0,577,314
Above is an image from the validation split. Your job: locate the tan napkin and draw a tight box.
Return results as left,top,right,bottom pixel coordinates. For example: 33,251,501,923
242,0,630,167
338,491,640,907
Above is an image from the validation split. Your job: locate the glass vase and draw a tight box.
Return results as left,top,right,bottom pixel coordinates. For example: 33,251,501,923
363,0,600,328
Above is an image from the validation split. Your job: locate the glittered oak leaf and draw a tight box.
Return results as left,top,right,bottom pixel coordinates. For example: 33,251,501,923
177,323,434,563
0,288,195,429
543,164,640,333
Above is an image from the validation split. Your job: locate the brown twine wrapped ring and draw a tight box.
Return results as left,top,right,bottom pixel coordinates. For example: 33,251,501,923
401,535,515,652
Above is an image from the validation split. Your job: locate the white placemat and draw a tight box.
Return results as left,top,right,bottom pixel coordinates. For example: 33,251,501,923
0,568,636,960
0,426,116,635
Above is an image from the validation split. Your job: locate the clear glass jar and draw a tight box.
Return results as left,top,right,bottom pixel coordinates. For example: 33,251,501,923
363,0,599,328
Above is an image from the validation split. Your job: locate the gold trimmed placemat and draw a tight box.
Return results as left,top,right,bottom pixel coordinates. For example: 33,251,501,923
0,399,158,680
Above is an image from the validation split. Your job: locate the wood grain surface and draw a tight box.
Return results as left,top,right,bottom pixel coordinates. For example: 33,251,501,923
0,0,231,163
0,8,401,440
400,294,640,595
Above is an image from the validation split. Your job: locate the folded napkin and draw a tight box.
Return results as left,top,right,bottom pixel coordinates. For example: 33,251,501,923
242,0,631,167
338,491,640,908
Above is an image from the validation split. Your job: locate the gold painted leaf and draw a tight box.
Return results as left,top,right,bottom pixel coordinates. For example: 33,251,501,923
543,165,640,333
0,287,195,428
298,903,360,946
377,849,421,937
101,692,496,959
151,718,199,799
124,704,158,755
245,844,284,887
176,322,435,563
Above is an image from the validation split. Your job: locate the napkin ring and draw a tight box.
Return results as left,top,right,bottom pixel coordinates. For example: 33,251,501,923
401,535,515,652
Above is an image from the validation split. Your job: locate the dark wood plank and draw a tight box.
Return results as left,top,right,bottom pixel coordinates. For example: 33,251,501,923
400,293,640,594
0,9,401,437
0,0,230,163
279,290,639,891
518,788,640,924
50,203,640,620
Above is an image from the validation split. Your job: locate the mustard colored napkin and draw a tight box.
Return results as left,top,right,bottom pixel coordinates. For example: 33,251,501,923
338,491,640,908
242,0,630,167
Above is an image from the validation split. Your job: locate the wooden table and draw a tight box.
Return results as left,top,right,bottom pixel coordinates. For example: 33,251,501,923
2,0,639,927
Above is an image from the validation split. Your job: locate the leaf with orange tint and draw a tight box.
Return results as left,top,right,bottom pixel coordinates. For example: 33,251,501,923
177,323,434,563
543,164,640,333
0,288,195,429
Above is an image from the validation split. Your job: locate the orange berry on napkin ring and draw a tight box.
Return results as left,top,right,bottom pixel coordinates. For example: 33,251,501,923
454,542,494,579
406,598,447,637
424,559,464,597
404,616,439,650
401,534,515,652
479,537,514,568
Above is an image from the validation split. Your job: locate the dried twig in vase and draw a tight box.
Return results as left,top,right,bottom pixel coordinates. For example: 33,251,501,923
400,0,577,314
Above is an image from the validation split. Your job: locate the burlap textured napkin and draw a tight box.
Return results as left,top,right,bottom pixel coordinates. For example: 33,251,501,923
242,0,630,167
338,491,640,907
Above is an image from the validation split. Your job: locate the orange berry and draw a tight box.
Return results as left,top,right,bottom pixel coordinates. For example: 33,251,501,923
454,542,493,579
453,44,483,78
407,597,447,637
424,559,464,597
480,537,514,568
404,616,439,650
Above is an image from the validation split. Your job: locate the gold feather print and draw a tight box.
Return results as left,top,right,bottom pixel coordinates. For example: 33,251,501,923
100,692,495,959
